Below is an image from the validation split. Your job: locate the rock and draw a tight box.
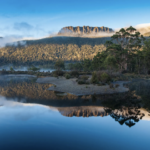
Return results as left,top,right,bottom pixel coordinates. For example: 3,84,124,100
58,26,114,35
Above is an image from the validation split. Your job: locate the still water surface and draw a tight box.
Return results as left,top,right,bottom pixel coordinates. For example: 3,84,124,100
0,75,150,150
0,64,55,72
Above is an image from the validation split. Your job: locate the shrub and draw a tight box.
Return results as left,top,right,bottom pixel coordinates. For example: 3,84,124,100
100,72,111,83
79,75,89,80
0,69,7,74
52,70,64,76
10,66,14,71
115,84,120,88
79,72,91,75
37,72,43,77
65,73,71,79
55,59,65,70
70,71,79,77
28,66,40,72
98,83,103,86
109,84,114,88
91,72,98,84
85,81,90,84
78,79,86,84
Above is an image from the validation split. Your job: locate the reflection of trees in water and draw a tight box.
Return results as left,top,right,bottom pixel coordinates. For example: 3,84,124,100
129,79,150,97
0,79,79,101
98,93,146,127
58,93,147,127
129,79,150,111
0,77,149,127
105,107,144,127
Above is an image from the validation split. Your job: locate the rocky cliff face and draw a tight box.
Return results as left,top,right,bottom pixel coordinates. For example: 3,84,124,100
58,26,114,35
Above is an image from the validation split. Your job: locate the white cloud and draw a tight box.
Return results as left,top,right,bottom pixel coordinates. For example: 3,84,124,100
135,23,150,34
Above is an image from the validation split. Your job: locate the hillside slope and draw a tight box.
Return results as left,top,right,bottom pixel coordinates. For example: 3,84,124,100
0,36,109,64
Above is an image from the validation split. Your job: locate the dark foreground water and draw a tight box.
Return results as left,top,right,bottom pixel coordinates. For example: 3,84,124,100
0,75,150,150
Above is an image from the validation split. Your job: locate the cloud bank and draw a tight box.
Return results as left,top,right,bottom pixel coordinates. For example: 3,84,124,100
135,23,150,34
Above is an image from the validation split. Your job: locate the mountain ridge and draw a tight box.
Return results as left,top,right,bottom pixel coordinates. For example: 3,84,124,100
58,26,114,35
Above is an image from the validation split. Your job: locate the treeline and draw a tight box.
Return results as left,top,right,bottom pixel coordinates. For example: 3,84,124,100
68,26,150,74
0,37,109,65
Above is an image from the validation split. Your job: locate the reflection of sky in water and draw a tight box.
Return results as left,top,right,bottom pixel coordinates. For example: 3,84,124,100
0,96,150,150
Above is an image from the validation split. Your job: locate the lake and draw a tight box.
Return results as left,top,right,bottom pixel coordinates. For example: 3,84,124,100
0,75,150,150
0,64,55,72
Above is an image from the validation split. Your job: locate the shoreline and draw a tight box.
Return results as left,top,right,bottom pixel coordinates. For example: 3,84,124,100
36,76,130,96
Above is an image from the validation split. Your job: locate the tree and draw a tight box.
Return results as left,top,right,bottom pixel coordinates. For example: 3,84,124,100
142,39,150,74
82,59,92,71
55,59,65,71
92,51,107,70
10,66,14,72
105,26,145,72
104,55,118,74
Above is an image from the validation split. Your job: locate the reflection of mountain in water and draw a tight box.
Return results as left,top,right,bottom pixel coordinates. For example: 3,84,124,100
0,75,150,127
59,106,108,117
57,105,147,127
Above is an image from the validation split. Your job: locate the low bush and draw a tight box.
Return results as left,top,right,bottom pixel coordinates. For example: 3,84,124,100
0,69,8,74
98,83,103,86
109,84,114,88
85,81,90,84
37,72,43,77
52,70,64,76
79,72,91,75
28,66,40,72
79,75,89,80
99,72,111,83
65,73,71,79
115,84,120,88
70,71,79,77
78,79,86,84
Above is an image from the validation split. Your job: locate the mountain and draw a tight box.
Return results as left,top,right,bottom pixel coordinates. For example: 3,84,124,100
58,26,114,35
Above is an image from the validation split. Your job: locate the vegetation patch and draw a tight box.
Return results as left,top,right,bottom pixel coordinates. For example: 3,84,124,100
65,73,71,79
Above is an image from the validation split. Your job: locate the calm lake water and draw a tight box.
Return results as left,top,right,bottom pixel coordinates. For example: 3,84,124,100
0,64,55,72
0,75,150,150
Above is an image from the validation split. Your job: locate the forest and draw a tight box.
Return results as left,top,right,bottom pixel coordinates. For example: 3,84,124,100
68,26,150,74
0,26,150,75
0,37,109,65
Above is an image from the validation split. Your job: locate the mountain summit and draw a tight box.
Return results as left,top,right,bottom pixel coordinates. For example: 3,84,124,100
58,26,114,35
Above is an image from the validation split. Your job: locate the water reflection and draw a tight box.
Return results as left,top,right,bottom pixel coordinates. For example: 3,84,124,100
0,75,150,128
0,64,55,72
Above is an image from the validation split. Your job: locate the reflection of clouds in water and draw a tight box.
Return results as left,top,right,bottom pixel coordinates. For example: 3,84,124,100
0,96,58,121
140,108,150,121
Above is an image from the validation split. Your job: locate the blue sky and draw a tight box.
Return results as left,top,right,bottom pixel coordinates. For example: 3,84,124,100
0,0,150,38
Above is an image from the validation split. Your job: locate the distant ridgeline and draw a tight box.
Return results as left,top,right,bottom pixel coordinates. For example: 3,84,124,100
0,36,110,65
58,26,114,35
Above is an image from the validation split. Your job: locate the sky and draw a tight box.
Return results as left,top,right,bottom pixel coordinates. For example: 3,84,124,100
0,0,150,38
